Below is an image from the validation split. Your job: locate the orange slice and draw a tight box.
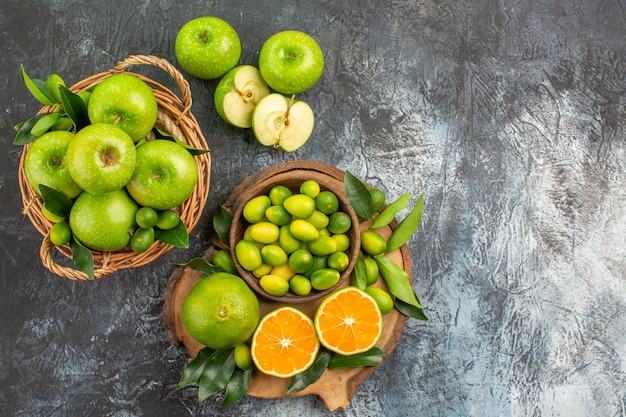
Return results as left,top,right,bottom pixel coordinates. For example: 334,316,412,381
314,286,383,355
251,306,320,378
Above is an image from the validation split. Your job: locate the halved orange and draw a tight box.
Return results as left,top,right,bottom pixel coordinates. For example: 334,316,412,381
314,286,383,355
251,306,320,378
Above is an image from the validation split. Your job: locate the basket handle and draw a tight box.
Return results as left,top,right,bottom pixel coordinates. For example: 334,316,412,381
111,54,193,117
40,235,114,281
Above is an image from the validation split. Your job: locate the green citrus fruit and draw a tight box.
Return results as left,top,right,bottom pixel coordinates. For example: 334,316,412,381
235,240,263,271
234,343,253,370
135,206,159,229
300,180,320,198
269,185,292,206
270,263,296,280
130,227,155,253
279,225,301,254
213,249,237,274
289,219,319,242
315,190,339,215
289,249,314,274
283,194,316,218
182,272,260,350
328,211,352,234
331,234,350,253
253,262,273,278
248,222,280,244
305,210,329,229
369,187,386,213
259,274,290,296
304,255,328,278
365,286,394,314
261,245,288,267
290,275,312,296
49,221,72,246
243,195,271,223
361,230,387,256
310,268,341,291
308,235,338,256
327,251,349,272
364,257,379,285
265,205,292,226
156,210,180,230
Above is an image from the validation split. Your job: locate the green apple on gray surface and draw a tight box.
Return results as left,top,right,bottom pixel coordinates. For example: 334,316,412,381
87,73,158,143
251,93,315,152
126,139,198,210
258,30,324,95
214,65,270,128
175,16,241,80
66,123,137,195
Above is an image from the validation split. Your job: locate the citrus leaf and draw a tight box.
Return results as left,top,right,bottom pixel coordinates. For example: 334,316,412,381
344,170,373,222
385,193,424,254
328,346,386,368
20,65,54,106
69,238,94,279
221,368,252,407
395,295,428,321
375,256,421,308
155,220,189,248
369,193,411,229
350,252,368,290
213,199,233,248
176,347,215,390
13,113,49,145
39,184,73,218
286,349,331,394
30,112,62,137
198,349,236,402
171,257,222,277
59,85,89,130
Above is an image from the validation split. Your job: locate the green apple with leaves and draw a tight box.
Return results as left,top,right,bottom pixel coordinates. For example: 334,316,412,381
66,123,137,195
126,139,198,210
258,30,324,94
214,65,270,128
175,16,241,80
251,93,314,152
87,73,158,142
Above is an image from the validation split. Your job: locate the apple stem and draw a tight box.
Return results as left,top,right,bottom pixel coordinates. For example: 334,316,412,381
202,30,209,44
112,114,123,125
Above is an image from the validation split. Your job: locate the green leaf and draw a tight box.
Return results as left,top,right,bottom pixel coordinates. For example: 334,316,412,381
375,256,421,308
171,257,222,277
350,252,368,290
59,85,89,130
385,193,424,253
213,199,233,248
39,184,73,218
344,170,373,222
13,113,49,145
30,112,62,137
369,193,411,229
198,349,236,402
20,65,54,106
69,238,94,279
176,347,215,390
221,368,252,407
153,128,211,155
395,296,428,321
286,349,331,394
328,347,386,368
155,220,189,248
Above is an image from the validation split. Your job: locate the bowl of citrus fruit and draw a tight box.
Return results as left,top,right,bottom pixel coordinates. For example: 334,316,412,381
228,165,361,303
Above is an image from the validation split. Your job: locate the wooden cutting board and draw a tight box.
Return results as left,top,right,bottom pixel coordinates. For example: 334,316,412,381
162,161,412,411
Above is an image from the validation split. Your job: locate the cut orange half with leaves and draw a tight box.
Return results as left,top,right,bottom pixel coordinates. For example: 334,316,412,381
314,286,383,355
251,306,320,378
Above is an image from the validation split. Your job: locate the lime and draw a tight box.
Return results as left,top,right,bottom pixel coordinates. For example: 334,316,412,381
235,240,263,271
369,187,386,213
305,210,329,229
283,194,316,218
265,205,292,226
289,249,314,273
270,263,296,280
310,268,341,291
328,211,352,234
49,221,71,246
300,180,320,198
304,255,329,278
269,185,292,206
290,275,312,296
130,227,155,254
261,245,288,267
327,251,349,272
213,249,237,274
364,257,380,285
315,190,339,215
156,210,180,230
243,195,271,223
182,272,260,350
331,234,350,253
289,219,319,242
259,274,290,296
279,225,302,253
361,230,387,256
248,222,280,244
308,235,338,256
136,206,158,229
253,262,273,278
234,343,253,370
365,286,394,314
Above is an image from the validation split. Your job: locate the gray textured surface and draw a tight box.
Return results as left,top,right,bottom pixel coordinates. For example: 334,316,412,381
1,0,625,416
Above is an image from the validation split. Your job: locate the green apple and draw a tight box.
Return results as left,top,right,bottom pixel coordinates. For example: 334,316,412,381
87,73,158,142
214,65,270,128
66,123,136,195
175,16,241,80
258,30,324,94
126,139,198,210
69,189,139,251
23,130,83,199
251,93,314,152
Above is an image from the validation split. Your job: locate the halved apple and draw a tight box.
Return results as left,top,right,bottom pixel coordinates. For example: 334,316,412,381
251,93,314,152
214,65,270,128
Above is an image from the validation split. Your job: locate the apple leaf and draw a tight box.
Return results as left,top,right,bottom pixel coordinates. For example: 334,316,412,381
213,199,233,248
344,170,373,222
20,65,54,106
152,127,210,155
13,113,49,145
171,257,222,277
70,238,95,279
38,184,73,218
155,220,189,248
59,85,89,130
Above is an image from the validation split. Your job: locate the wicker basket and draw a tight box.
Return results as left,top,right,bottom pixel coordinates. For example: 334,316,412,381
18,55,211,280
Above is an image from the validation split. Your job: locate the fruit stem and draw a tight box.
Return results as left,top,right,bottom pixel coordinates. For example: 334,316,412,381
112,114,123,125
201,30,209,44
284,94,297,127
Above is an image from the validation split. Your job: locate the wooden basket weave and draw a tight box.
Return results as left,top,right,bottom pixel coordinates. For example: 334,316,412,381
17,55,211,280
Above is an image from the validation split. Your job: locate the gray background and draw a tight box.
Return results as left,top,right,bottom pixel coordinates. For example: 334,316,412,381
1,0,625,416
